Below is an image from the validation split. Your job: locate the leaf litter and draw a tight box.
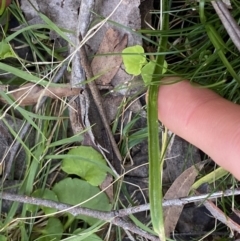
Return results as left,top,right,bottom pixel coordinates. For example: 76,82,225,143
0,83,81,106
164,162,206,237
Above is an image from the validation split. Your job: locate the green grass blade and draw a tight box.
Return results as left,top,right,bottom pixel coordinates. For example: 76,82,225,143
205,24,240,85
39,13,74,46
198,0,240,85
0,62,48,85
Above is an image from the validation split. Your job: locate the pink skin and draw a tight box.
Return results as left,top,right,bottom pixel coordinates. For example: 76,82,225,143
158,78,240,179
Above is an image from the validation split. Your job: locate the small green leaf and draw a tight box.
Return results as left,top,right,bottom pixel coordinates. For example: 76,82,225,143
61,146,107,186
0,40,15,59
122,45,147,75
0,235,7,241
37,217,63,241
141,60,168,85
53,178,111,225
26,189,58,214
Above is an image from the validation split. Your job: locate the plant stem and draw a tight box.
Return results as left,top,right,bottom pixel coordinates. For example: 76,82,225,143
147,0,169,240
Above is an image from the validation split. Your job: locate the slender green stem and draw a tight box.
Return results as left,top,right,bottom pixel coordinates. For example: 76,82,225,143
0,0,6,15
148,85,163,236
147,0,169,240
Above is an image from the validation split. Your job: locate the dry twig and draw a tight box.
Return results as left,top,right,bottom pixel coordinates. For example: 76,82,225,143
212,1,240,52
79,35,123,163
1,188,240,240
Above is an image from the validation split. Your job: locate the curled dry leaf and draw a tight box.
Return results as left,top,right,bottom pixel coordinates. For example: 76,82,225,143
0,83,82,106
164,161,206,237
91,28,128,85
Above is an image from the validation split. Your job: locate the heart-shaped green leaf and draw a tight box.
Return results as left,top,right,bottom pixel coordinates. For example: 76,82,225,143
141,60,168,85
37,217,63,241
122,45,147,75
53,178,111,225
0,40,15,59
61,146,107,186
0,235,7,241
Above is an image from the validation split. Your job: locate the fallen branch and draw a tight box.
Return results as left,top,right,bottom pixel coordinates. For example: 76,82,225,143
1,192,159,241
118,188,240,216
1,188,240,240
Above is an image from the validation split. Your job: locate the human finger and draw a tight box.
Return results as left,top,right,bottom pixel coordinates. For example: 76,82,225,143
158,78,240,179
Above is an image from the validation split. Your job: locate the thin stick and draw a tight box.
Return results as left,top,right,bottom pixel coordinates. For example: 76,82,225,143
1,188,240,240
78,35,122,163
1,192,159,241
117,188,240,216
212,1,240,52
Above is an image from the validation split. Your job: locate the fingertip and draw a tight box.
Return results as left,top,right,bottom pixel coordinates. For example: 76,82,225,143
157,78,240,180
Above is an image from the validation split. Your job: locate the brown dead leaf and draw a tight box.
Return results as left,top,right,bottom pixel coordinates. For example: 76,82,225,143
0,83,81,106
100,174,113,202
91,28,128,85
164,162,206,237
